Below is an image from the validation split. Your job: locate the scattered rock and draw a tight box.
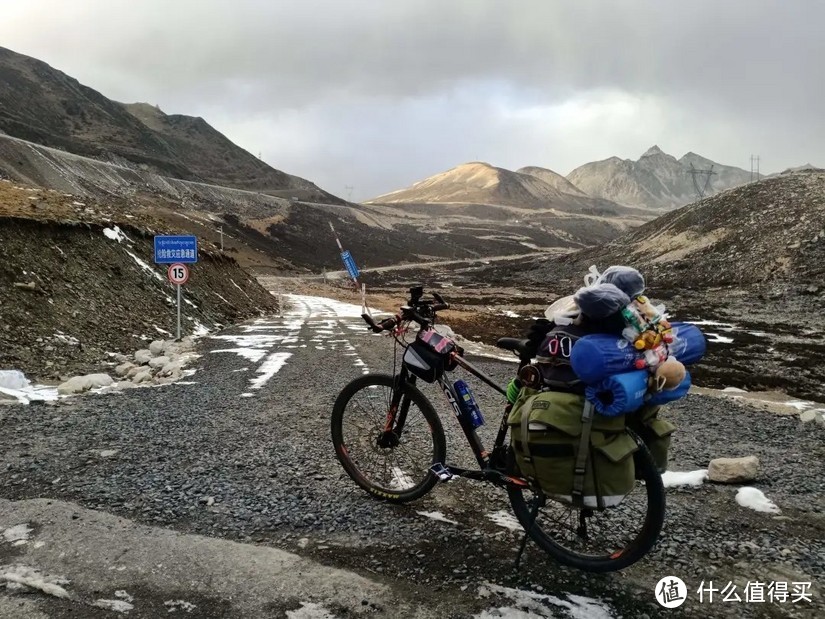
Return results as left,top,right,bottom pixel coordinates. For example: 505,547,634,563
131,370,153,384
148,356,170,369
57,373,114,395
115,362,135,377
800,409,825,427
134,349,153,365
708,455,760,483
149,340,166,356
160,361,183,377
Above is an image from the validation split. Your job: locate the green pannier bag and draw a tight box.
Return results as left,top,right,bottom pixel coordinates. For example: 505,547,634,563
627,404,675,473
508,389,638,508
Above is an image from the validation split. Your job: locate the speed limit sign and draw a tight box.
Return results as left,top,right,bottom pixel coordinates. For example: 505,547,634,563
167,263,190,285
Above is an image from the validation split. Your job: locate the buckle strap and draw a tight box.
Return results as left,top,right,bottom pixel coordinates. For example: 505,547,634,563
571,400,595,508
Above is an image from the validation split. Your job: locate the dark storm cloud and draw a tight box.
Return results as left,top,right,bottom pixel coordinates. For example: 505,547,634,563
2,0,822,198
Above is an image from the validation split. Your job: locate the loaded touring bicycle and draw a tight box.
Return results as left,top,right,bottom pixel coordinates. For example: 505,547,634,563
331,286,666,572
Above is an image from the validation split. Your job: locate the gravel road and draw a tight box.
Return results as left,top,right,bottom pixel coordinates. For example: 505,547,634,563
1,294,823,618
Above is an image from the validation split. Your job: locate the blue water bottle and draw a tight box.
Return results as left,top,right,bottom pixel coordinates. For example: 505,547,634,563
454,379,484,429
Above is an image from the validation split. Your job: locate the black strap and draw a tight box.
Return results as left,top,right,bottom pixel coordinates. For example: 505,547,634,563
571,400,595,508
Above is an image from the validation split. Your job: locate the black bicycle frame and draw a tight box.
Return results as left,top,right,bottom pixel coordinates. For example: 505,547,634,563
392,352,524,485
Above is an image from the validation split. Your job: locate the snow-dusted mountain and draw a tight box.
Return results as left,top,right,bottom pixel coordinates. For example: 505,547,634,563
367,161,631,215
566,145,752,210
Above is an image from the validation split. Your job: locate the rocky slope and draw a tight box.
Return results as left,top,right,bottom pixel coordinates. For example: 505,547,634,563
367,161,637,216
566,145,752,210
533,171,825,291
0,46,340,203
480,171,825,399
0,180,278,381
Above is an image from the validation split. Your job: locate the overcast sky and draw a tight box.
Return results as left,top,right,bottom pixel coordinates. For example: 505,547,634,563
2,0,822,200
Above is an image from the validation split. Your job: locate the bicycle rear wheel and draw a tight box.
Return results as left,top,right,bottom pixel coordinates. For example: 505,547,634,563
331,374,446,504
507,431,665,572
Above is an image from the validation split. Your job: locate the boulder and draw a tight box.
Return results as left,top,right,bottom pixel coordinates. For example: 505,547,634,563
160,361,182,377
149,340,167,356
148,355,170,369
57,373,113,395
134,349,153,365
115,362,135,377
177,336,195,352
132,369,153,384
708,456,760,483
126,366,142,379
800,409,825,426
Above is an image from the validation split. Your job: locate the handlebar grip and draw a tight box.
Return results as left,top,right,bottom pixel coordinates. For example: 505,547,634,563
361,313,398,333
361,313,383,333
431,292,449,312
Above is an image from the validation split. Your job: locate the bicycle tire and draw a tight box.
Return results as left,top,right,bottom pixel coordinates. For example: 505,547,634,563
331,373,447,504
507,431,665,572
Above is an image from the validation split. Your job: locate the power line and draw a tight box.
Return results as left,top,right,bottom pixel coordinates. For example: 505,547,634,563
750,155,761,182
688,163,716,200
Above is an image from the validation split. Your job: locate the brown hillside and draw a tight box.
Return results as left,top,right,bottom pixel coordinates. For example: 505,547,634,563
0,46,341,203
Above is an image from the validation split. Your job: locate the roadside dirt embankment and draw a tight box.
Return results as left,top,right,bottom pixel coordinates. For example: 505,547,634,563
0,181,277,381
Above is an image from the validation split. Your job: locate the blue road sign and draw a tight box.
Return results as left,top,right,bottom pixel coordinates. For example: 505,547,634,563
154,235,198,264
340,250,359,280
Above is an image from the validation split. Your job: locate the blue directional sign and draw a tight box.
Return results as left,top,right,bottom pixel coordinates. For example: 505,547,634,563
340,250,359,280
154,235,198,264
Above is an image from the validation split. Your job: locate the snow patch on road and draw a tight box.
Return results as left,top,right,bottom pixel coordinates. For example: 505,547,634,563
662,469,708,487
417,511,459,525
211,347,268,363
736,487,780,513
2,523,32,545
286,602,337,618
476,583,615,618
94,598,134,613
486,511,521,531
0,564,70,598
165,599,197,613
249,352,292,390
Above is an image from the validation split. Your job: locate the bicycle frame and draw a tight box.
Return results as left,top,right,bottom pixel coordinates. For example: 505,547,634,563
390,350,529,488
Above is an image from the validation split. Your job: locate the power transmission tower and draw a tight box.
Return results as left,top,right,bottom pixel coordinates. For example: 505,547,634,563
688,163,716,200
344,185,354,201
750,155,761,182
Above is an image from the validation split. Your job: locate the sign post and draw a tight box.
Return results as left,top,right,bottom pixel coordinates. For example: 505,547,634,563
167,263,190,339
154,236,197,340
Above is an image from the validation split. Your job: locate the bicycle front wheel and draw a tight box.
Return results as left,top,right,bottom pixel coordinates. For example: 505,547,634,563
331,374,446,504
507,431,665,572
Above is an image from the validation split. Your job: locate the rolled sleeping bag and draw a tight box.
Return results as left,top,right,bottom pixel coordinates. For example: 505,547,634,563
585,370,649,417
668,323,707,365
647,371,692,405
570,334,640,384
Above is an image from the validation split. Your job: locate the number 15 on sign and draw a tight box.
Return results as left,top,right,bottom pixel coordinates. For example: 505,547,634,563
167,263,190,339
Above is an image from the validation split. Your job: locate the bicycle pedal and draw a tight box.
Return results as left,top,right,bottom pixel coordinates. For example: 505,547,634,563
430,463,454,482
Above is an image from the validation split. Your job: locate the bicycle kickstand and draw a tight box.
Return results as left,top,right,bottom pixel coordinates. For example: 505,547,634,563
513,499,541,571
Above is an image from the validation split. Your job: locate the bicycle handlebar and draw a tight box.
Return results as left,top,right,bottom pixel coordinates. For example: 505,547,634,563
360,288,450,332
361,313,399,333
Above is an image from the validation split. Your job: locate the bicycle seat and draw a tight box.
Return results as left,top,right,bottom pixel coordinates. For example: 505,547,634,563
496,337,531,358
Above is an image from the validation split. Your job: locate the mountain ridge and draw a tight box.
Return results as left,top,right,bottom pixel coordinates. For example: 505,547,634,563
566,145,753,210
367,161,639,217
0,46,342,204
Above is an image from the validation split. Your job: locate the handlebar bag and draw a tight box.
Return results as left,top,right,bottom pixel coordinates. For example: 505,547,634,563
403,330,456,383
